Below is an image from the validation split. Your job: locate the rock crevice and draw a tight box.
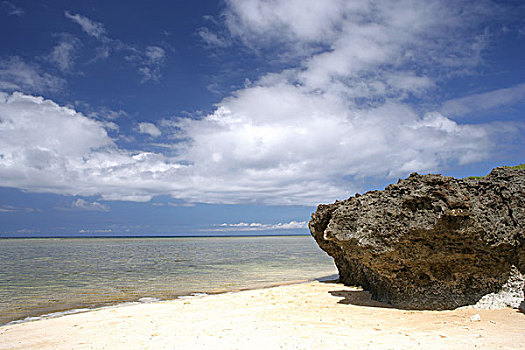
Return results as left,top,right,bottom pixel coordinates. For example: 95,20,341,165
309,166,525,310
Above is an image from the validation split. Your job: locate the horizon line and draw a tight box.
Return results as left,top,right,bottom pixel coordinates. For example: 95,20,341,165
0,233,311,239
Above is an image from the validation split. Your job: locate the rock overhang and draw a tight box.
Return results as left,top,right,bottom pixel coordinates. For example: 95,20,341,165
309,166,525,310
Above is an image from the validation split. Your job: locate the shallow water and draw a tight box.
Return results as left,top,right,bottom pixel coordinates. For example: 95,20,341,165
0,236,337,325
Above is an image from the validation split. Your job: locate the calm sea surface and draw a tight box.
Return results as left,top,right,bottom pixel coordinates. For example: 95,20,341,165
0,236,337,325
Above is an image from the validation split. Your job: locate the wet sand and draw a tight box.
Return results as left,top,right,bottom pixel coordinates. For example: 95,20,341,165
1,281,523,349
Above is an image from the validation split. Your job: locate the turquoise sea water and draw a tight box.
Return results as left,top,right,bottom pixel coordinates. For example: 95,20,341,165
0,236,337,325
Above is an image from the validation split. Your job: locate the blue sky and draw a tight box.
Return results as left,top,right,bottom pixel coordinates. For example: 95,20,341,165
0,0,524,237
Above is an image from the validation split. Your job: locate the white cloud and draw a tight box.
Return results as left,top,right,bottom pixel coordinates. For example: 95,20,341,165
223,0,494,67
154,0,513,204
64,12,166,82
213,220,307,231
197,27,230,48
0,92,512,206
82,105,128,122
384,72,435,97
0,2,521,206
224,0,353,48
441,83,525,117
129,46,166,82
72,198,109,212
78,228,112,233
15,228,35,234
0,92,183,202
167,202,195,207
144,46,165,64
65,11,106,39
0,205,35,213
171,86,491,204
46,35,81,72
0,56,65,93
138,122,161,137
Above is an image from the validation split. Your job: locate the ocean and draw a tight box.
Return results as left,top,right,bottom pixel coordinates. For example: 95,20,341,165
0,236,337,325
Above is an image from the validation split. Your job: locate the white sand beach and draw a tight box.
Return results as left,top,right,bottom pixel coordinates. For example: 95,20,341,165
1,281,523,350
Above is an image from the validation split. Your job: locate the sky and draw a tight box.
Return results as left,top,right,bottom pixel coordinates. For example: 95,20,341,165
0,0,524,237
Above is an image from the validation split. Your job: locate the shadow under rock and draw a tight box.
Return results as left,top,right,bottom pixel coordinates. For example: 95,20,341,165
315,274,339,283
329,289,393,308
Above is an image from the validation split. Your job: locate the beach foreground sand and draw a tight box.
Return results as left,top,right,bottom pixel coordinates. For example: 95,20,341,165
1,281,523,349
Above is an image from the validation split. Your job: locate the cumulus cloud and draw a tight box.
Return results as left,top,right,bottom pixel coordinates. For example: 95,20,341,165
223,0,349,50
0,56,65,93
0,1,522,206
138,122,161,137
212,220,307,232
72,198,109,212
0,91,348,205
0,92,183,202
172,87,491,204
154,0,519,204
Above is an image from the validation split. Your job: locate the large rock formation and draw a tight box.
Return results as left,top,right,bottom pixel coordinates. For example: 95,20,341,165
309,166,525,310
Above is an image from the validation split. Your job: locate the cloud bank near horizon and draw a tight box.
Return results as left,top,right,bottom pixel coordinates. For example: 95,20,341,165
0,0,523,206
211,220,307,232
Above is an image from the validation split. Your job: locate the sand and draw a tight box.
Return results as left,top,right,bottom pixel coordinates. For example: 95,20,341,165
0,281,523,349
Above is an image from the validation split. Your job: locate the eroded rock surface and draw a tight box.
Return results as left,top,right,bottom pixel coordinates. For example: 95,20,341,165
309,166,525,310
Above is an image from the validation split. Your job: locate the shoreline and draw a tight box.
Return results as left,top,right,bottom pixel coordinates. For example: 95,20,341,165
0,236,338,327
1,275,338,327
1,280,524,349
